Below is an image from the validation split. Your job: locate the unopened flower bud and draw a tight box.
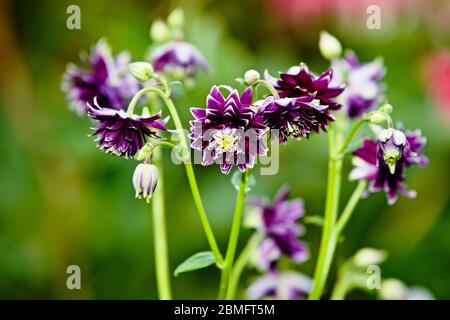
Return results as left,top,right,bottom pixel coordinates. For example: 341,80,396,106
369,111,386,124
380,279,407,300
128,62,154,82
244,69,260,85
167,7,184,29
353,248,387,267
319,31,342,60
378,128,407,174
150,20,171,43
380,103,393,114
133,163,158,203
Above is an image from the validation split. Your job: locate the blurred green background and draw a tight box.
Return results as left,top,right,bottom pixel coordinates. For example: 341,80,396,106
0,0,449,299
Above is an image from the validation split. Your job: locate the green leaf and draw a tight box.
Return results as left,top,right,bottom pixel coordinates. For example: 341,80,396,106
174,251,215,276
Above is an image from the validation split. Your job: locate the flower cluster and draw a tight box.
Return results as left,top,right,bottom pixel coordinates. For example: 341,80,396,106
350,127,427,204
331,51,385,118
246,187,310,300
190,86,268,174
261,65,344,143
61,39,140,115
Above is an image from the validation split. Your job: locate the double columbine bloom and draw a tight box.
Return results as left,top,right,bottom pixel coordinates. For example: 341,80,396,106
62,39,140,115
262,65,344,143
350,127,427,204
87,102,167,158
331,51,385,118
246,187,311,299
190,86,268,174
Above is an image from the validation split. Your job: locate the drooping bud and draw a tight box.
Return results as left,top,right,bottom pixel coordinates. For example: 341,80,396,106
133,163,158,203
150,20,172,43
244,69,260,85
378,128,407,174
167,7,185,29
319,31,342,60
128,62,154,82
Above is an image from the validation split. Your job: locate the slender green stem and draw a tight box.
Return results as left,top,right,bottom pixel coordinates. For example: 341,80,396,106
336,118,366,156
309,121,344,300
150,142,172,299
254,80,280,99
128,87,224,266
218,170,250,299
226,233,261,299
330,274,349,300
336,180,367,235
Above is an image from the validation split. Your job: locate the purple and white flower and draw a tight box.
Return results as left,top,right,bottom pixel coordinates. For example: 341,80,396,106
62,39,140,115
331,51,385,118
151,41,208,79
133,163,159,202
190,86,268,174
349,127,427,205
248,187,308,271
88,102,167,158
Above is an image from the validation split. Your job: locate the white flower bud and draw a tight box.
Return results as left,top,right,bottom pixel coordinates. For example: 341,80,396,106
128,62,154,82
319,31,342,60
133,163,158,203
353,248,387,267
150,20,171,43
167,8,184,29
369,111,386,124
379,278,407,300
244,69,260,85
380,103,393,114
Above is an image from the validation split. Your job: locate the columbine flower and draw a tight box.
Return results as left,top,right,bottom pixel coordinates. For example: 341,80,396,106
265,64,344,133
133,163,158,202
377,128,409,174
248,187,308,270
151,41,208,79
331,51,385,118
87,101,167,158
61,39,140,115
246,271,312,300
257,95,326,143
349,127,427,205
189,86,268,174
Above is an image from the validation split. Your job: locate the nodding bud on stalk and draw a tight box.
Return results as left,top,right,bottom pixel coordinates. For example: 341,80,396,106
378,128,407,174
353,248,387,267
244,69,260,85
319,31,342,60
128,62,154,82
133,163,159,203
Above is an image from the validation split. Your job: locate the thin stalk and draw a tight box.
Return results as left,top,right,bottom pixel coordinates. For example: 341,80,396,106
254,80,280,99
336,118,365,156
128,87,224,266
330,274,349,300
218,170,250,299
226,233,261,299
309,120,344,300
150,146,172,299
336,180,367,235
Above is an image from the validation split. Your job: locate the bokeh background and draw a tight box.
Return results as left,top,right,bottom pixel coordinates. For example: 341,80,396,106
0,0,449,299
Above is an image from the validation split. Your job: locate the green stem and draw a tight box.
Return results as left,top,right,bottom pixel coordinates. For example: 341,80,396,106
226,233,261,299
129,87,224,266
336,180,367,235
150,143,172,299
218,170,250,299
330,274,349,300
336,118,365,156
309,121,344,300
254,80,280,99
